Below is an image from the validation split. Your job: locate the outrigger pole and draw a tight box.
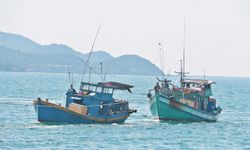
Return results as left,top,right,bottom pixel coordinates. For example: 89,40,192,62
80,23,102,83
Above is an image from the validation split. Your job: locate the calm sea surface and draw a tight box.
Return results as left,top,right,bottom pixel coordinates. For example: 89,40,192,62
0,72,250,149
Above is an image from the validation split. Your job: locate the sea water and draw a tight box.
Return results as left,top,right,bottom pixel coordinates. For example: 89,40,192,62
0,72,249,149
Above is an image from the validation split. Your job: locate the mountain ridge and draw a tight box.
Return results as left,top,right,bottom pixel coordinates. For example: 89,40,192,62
0,31,162,75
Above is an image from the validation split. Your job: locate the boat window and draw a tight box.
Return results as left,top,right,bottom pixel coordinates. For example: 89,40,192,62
82,85,88,90
103,88,108,93
103,88,113,94
88,85,95,91
110,88,114,94
96,87,103,93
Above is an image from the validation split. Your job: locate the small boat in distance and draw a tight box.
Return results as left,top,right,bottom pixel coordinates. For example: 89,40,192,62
33,81,136,124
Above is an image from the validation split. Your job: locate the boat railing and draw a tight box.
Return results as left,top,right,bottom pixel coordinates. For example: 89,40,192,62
39,98,127,108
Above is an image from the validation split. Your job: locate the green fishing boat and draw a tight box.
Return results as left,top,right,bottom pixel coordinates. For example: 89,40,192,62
148,44,222,121
147,77,222,122
147,21,222,121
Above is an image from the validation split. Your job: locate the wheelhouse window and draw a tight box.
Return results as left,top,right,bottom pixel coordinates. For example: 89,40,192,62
88,85,95,91
96,87,103,93
82,84,88,91
103,88,113,94
205,84,211,89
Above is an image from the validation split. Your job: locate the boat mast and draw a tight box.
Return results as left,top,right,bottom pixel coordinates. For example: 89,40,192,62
100,62,103,82
161,44,165,76
175,19,189,88
203,68,206,81
80,23,102,83
72,71,74,86
180,59,183,84
103,67,109,82
158,43,165,77
67,67,72,86
103,73,107,82
181,18,189,87
88,67,92,83
183,19,186,82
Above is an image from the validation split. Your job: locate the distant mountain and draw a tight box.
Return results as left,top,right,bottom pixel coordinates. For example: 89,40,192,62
0,31,40,52
31,44,77,54
0,46,26,71
0,31,163,75
99,55,162,75
83,51,114,63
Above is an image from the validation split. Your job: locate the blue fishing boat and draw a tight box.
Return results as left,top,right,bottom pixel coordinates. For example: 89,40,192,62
33,24,136,124
33,81,136,124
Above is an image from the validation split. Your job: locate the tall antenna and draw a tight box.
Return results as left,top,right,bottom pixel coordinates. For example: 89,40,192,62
180,59,183,84
158,43,165,76
162,44,165,76
80,23,102,83
183,18,186,80
175,18,189,88
158,43,162,73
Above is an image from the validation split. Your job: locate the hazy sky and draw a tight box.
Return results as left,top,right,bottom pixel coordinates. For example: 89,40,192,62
0,0,249,77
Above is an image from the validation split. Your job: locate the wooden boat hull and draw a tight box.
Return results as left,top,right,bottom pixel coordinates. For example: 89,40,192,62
149,94,219,122
33,99,129,124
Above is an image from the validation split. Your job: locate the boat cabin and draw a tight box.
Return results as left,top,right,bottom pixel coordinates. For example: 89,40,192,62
183,79,215,89
182,79,215,95
65,81,133,116
180,79,217,111
80,82,114,100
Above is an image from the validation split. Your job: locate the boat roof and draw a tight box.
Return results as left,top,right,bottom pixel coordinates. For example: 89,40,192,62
183,79,216,85
81,81,133,91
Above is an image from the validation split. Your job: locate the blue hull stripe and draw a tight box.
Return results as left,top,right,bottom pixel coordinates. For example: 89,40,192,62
33,100,129,124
